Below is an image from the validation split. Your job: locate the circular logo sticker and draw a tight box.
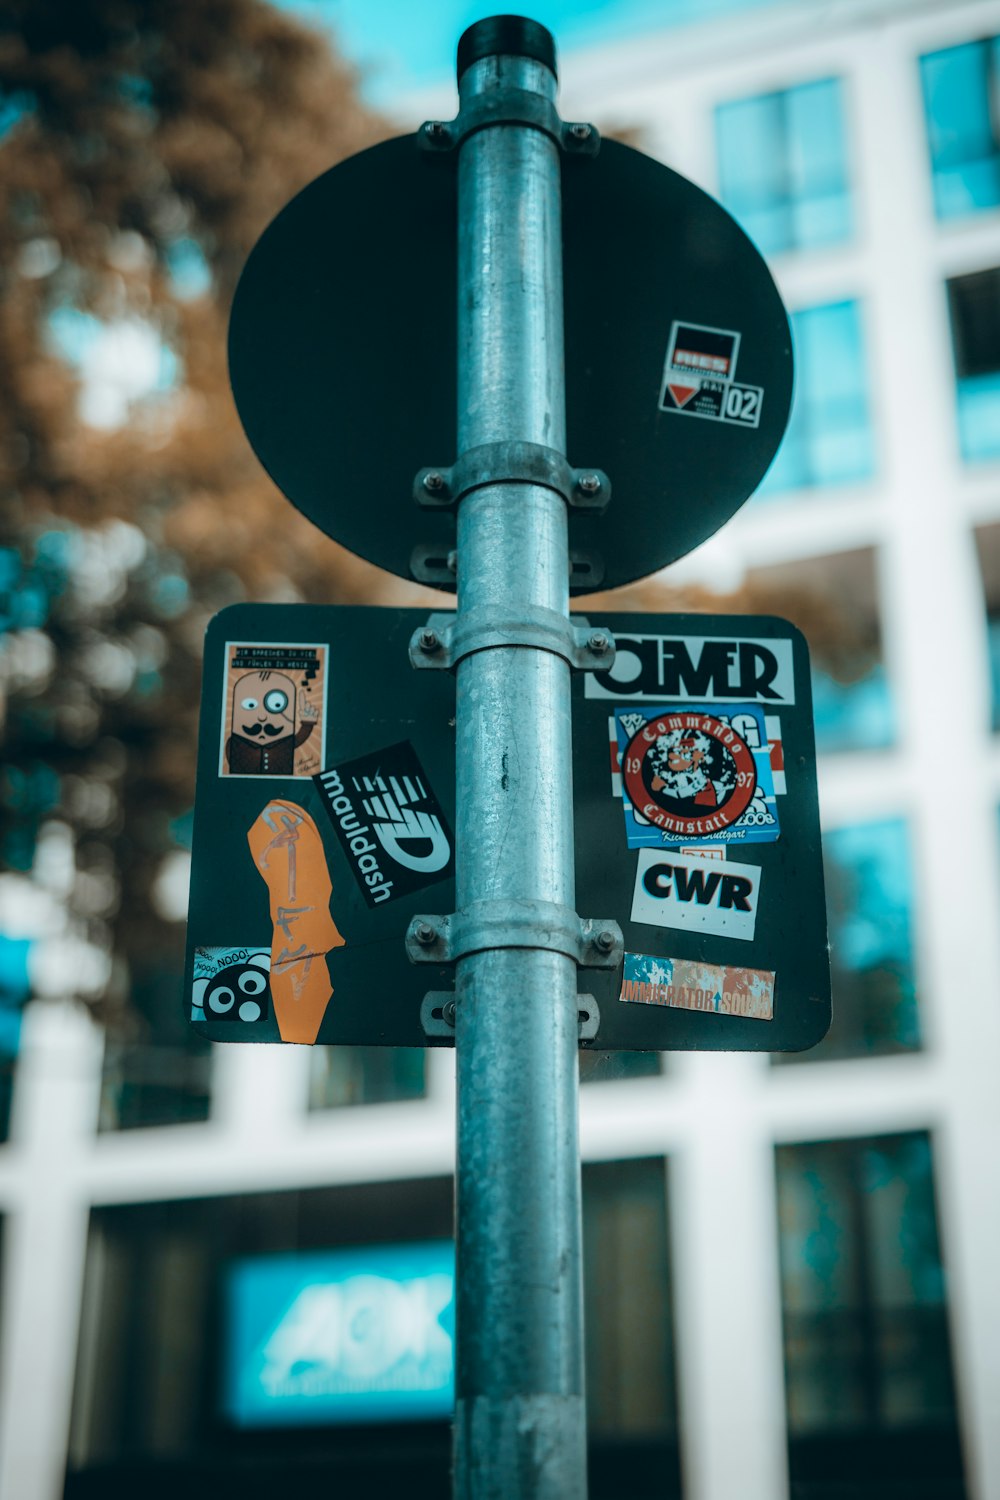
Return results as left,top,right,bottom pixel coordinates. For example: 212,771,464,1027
621,712,757,838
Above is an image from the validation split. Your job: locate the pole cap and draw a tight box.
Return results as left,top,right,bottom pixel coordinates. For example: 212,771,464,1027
457,16,558,80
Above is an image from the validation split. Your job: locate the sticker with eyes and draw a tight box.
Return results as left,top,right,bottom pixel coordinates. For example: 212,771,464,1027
192,949,271,1024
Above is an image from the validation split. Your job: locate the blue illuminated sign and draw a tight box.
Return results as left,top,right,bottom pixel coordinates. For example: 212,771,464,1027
223,1240,455,1426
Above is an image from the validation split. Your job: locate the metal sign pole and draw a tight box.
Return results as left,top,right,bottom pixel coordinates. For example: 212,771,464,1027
451,20,588,1499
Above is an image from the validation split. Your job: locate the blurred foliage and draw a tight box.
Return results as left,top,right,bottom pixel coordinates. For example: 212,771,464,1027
0,0,416,1033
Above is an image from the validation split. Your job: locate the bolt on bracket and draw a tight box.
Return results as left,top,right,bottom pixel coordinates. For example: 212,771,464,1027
417,90,600,157
414,442,610,514
406,902,623,969
409,608,616,673
420,990,601,1042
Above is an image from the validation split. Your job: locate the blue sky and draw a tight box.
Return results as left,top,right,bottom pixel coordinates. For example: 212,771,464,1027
276,0,775,104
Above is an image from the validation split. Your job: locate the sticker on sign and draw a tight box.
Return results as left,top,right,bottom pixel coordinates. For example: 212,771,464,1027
314,742,454,908
631,848,762,940
659,320,763,429
619,951,774,1020
586,633,795,704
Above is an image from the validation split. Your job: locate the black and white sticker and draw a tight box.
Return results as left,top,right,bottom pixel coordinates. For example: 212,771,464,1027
659,320,763,429
586,633,795,704
631,848,762,941
315,742,454,908
192,947,271,1024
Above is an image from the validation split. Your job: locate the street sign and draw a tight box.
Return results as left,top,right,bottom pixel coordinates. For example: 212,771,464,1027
185,606,829,1054
228,135,792,594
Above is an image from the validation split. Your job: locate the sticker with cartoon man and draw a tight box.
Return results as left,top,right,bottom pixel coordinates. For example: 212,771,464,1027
220,642,327,777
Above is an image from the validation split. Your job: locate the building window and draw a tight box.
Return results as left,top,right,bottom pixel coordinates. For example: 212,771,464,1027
0,937,29,1144
746,548,894,754
776,1132,964,1496
99,952,212,1132
821,820,919,1061
308,1046,426,1109
70,1168,679,1498
775,818,918,1067
69,1179,455,1479
759,300,874,495
580,1049,661,1084
715,78,851,257
947,267,1000,462
583,1157,678,1483
974,522,1000,727
920,36,1000,220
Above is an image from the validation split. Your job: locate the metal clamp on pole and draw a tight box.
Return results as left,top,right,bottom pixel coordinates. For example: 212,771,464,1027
418,96,599,158
415,442,611,513
409,608,615,672
406,903,623,968
421,990,601,1041
410,542,605,591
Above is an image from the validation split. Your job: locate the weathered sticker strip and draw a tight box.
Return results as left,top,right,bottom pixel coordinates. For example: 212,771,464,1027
619,952,774,1020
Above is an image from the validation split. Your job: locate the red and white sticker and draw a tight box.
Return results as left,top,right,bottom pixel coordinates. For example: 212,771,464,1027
620,711,757,839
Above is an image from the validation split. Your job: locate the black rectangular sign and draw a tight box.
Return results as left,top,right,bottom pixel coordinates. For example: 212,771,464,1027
185,606,830,1053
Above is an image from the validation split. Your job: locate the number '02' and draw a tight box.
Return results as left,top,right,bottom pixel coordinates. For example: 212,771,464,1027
725,385,760,422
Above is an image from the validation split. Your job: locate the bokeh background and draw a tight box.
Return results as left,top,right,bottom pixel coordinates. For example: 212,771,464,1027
1,1,999,1497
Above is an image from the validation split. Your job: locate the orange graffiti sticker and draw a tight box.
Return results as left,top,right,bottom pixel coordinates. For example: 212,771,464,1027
247,799,345,1044
221,642,327,778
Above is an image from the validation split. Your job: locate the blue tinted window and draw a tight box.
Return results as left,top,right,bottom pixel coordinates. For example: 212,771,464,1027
0,937,27,1143
777,1132,961,1456
716,78,851,256
99,957,212,1132
580,1049,661,1083
792,820,918,1063
309,1045,426,1109
988,615,1000,728
225,1242,456,1426
920,37,1000,219
812,658,893,754
761,300,874,495
947,267,1000,462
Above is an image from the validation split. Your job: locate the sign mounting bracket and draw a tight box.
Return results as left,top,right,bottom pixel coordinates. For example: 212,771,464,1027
417,90,600,157
414,441,610,513
408,607,615,672
420,990,601,1042
405,901,623,969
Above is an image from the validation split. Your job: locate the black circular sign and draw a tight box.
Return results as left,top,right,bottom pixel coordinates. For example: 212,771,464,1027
229,135,793,593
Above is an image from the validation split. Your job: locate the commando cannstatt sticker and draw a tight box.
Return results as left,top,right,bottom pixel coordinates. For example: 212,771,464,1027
220,641,327,778
614,703,779,848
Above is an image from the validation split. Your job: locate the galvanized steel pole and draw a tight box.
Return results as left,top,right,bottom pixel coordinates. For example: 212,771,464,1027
451,19,588,1500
